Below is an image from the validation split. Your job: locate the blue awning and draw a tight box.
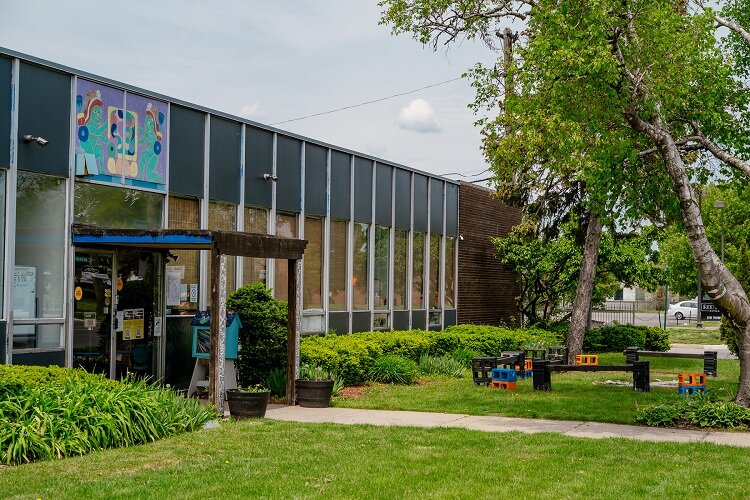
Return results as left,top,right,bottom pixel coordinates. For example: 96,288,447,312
72,232,213,248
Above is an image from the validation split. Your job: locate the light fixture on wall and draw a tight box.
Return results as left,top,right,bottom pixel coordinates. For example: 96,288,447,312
23,134,49,147
263,173,278,182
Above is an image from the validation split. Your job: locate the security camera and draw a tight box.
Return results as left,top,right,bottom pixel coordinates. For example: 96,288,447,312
263,173,278,182
23,135,49,147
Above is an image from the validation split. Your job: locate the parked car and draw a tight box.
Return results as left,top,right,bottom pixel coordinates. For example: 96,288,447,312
667,301,698,320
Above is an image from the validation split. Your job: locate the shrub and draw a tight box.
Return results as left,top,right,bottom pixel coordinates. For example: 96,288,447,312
227,283,288,386
0,366,215,465
449,347,481,368
368,355,420,384
300,326,557,384
265,368,287,398
636,393,750,429
419,353,466,378
719,317,739,356
582,324,670,353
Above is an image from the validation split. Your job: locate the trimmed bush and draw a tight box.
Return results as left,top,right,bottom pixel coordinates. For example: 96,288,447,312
636,393,750,429
0,366,215,465
227,283,288,386
583,324,670,353
369,355,420,384
300,326,558,384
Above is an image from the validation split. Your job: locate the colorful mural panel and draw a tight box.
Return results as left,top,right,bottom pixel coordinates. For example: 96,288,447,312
75,79,168,191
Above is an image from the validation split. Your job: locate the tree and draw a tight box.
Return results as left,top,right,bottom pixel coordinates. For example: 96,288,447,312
380,0,750,404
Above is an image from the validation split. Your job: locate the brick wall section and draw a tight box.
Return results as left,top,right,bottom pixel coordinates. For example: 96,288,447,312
458,182,521,326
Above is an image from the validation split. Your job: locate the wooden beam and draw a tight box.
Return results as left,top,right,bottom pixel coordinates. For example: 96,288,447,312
208,249,227,415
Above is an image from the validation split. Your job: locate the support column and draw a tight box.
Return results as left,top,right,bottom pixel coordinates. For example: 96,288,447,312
208,248,228,415
286,258,302,404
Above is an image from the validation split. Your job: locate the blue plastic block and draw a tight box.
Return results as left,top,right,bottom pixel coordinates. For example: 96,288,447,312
678,386,707,396
491,368,518,382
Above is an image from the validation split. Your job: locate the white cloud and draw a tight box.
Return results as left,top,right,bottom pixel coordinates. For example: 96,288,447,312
396,98,442,133
239,102,269,121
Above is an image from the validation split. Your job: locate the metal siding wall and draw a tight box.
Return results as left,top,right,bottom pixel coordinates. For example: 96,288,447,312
304,143,327,216
330,150,351,219
17,63,70,176
328,312,350,334
412,309,427,330
353,157,372,222
446,183,458,236
0,57,10,168
276,135,302,213
245,126,273,208
393,310,409,331
375,163,392,226
208,116,241,202
430,178,444,234
168,104,204,198
413,174,428,232
0,322,5,364
351,311,372,333
444,309,457,327
13,350,65,367
394,168,411,228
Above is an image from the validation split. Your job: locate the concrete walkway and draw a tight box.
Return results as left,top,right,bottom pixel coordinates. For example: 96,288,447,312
265,405,750,448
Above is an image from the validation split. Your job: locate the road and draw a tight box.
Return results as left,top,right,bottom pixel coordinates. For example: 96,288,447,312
590,310,711,328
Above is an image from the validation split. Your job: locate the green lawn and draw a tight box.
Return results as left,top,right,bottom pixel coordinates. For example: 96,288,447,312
333,354,740,425
668,326,723,344
1,419,749,498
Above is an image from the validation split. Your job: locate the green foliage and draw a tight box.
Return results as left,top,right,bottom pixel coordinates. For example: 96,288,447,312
582,325,669,353
369,355,420,384
637,393,750,429
265,368,287,398
720,317,740,356
0,366,214,465
418,353,466,378
227,283,288,386
298,364,332,381
300,326,558,384
449,347,481,368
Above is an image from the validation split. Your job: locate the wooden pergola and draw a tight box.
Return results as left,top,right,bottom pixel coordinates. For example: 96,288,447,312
71,224,307,414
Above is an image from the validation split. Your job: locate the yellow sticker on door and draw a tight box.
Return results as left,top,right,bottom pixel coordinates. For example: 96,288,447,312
74,286,83,301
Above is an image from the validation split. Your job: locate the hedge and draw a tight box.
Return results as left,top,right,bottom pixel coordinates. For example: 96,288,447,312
582,324,670,353
300,325,558,385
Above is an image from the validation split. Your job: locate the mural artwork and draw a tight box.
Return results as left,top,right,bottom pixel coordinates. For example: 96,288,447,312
75,79,168,190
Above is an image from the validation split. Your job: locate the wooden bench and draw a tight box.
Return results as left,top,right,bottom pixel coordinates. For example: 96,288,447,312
623,347,717,376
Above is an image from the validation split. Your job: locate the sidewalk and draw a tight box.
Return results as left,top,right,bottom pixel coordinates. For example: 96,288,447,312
265,405,750,448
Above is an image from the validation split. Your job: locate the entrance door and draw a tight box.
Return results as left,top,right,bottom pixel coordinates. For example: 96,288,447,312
72,250,114,375
73,248,163,380
113,249,164,381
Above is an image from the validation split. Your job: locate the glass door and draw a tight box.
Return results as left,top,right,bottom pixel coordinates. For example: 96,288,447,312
113,249,163,381
72,250,114,376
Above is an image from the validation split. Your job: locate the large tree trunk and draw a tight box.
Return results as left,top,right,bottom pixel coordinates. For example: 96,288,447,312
565,212,603,364
631,116,750,405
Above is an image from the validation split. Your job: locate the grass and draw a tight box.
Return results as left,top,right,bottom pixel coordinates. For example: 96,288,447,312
333,354,740,425
667,325,723,344
1,419,750,498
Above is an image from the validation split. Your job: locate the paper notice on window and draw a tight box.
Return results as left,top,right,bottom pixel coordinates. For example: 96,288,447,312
167,269,182,306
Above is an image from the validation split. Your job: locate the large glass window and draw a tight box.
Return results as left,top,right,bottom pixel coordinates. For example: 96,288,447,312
275,213,297,302
429,233,441,310
353,223,369,310
304,217,323,310
207,201,236,292
393,228,408,310
329,220,348,311
167,196,200,315
412,232,425,309
74,182,164,229
374,226,390,310
445,236,456,309
13,172,66,349
243,206,268,285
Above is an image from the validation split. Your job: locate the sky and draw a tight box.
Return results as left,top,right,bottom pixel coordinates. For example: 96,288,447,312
0,0,504,180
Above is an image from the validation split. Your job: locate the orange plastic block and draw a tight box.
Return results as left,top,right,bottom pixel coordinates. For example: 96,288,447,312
576,354,599,365
678,373,707,387
490,380,517,390
525,359,533,371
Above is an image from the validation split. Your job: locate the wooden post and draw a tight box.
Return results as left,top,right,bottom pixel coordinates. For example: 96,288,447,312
208,248,228,415
286,258,302,404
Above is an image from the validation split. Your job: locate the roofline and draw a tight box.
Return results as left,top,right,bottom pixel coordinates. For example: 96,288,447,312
1,45,460,185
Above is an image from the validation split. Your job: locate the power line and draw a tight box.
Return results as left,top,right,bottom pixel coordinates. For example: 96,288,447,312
270,77,464,125
443,168,491,178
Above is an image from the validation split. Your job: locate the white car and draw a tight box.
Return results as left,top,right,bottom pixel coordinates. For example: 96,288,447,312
667,301,698,320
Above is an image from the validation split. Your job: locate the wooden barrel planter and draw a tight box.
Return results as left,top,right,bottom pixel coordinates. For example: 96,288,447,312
295,380,334,408
225,389,270,418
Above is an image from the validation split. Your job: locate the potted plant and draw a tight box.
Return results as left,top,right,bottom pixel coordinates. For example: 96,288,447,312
295,365,335,408
225,385,270,418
